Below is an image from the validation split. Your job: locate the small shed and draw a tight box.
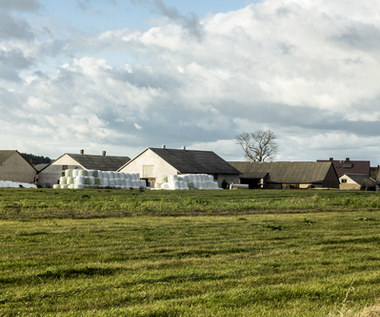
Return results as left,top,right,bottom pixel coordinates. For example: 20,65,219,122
118,147,240,188
339,173,377,191
229,161,340,189
38,151,130,187
0,150,37,183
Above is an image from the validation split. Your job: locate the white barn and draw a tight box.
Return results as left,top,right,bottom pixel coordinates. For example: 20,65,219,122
118,147,240,188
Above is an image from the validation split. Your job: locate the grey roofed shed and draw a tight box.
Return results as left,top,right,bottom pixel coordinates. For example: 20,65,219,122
53,153,131,171
342,173,377,187
147,147,240,175
229,161,339,188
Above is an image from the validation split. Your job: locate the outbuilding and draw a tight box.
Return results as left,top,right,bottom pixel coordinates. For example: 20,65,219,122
118,147,240,188
339,173,376,191
38,150,130,187
0,150,37,184
229,161,340,189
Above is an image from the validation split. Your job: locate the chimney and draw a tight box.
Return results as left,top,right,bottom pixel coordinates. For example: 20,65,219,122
102,151,106,156
162,144,166,149
345,157,350,162
182,146,186,150
329,157,334,161
80,149,84,155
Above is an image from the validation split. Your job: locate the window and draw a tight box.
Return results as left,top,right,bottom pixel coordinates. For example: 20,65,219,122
341,179,347,183
142,165,154,178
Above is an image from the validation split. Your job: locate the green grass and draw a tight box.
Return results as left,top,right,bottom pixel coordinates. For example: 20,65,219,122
0,189,380,316
1,188,380,219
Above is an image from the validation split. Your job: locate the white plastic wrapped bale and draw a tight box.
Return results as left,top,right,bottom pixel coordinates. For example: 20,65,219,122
72,169,80,177
64,169,73,177
59,176,67,185
78,170,88,177
53,184,60,189
161,182,170,190
75,176,85,185
161,173,220,190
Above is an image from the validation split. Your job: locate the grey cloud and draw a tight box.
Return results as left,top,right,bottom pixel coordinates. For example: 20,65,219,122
76,0,117,12
0,11,34,39
0,49,33,81
153,0,204,39
0,0,40,11
108,66,183,91
332,24,380,51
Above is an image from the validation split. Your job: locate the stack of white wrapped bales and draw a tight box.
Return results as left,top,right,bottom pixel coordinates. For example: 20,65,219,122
53,169,146,189
160,174,220,190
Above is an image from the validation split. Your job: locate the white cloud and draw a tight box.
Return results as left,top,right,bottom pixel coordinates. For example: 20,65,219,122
1,0,380,163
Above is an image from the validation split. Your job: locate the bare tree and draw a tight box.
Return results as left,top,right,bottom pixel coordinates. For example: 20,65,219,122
235,130,279,162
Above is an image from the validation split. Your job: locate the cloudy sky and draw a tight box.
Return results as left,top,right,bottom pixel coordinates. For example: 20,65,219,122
1,0,380,164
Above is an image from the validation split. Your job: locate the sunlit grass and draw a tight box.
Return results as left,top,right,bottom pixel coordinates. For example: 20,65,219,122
0,189,380,315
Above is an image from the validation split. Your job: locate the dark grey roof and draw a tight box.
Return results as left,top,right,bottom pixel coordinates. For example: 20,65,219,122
0,150,36,171
229,161,334,184
66,153,130,171
149,148,240,175
343,173,377,186
0,150,17,165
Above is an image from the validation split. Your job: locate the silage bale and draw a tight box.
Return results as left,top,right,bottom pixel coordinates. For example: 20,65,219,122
75,176,85,185
59,176,67,185
61,184,68,189
74,184,84,189
161,182,170,190
78,170,88,177
53,184,60,189
64,169,73,177
66,176,74,185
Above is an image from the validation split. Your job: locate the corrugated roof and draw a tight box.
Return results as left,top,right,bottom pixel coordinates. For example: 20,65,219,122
229,161,334,184
149,148,240,175
66,153,130,171
0,150,17,165
343,173,377,186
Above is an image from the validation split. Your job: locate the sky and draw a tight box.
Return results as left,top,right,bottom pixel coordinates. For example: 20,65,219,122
1,0,380,164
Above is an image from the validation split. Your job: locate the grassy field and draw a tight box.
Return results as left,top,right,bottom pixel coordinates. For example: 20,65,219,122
1,189,380,316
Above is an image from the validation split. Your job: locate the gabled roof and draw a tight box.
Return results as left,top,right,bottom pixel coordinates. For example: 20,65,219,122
60,153,130,171
317,158,370,177
0,150,36,171
149,148,240,175
34,163,50,172
229,161,334,184
121,147,240,175
0,150,16,165
342,173,377,186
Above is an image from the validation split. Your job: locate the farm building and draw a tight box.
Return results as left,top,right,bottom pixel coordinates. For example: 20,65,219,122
118,147,240,188
339,173,377,191
317,158,370,177
0,150,37,184
37,150,130,187
229,161,340,189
